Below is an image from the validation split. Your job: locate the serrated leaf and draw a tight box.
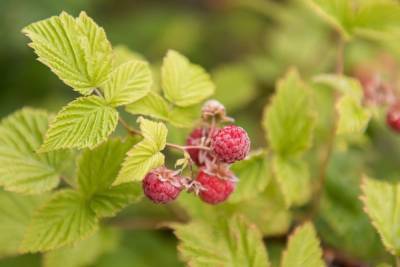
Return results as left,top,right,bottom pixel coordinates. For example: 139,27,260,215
361,176,400,256
40,96,119,151
0,190,46,258
263,70,314,157
314,74,371,134
22,12,112,95
273,156,311,208
281,223,325,267
229,151,271,203
126,91,170,121
161,50,214,107
20,190,98,252
0,108,71,194
103,60,152,107
114,118,167,184
173,215,270,267
77,138,143,217
43,229,118,267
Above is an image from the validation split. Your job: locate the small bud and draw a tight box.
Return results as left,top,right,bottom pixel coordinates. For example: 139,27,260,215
201,99,227,121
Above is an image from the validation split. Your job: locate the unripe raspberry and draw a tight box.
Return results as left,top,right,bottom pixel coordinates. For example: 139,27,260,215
186,127,213,166
196,170,235,204
142,167,183,204
387,103,400,132
211,125,250,163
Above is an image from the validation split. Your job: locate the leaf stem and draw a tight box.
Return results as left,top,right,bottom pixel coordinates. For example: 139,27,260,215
166,143,211,152
118,117,142,136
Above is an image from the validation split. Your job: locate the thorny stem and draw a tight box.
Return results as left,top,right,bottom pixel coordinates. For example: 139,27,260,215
310,33,344,218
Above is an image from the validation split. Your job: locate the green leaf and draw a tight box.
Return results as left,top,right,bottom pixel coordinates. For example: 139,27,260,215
161,50,214,107
114,117,167,184
229,151,271,203
126,92,199,128
77,138,143,217
103,60,152,107
173,215,270,267
314,74,371,134
273,156,311,207
113,45,145,67
22,12,112,95
281,223,325,267
40,96,119,151
361,176,400,255
43,229,118,267
263,69,314,157
20,190,98,253
125,91,170,122
0,190,46,257
0,108,71,194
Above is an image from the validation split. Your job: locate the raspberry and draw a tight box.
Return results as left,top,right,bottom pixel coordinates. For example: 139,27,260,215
387,103,400,132
196,170,235,204
186,128,212,166
211,125,250,163
142,167,183,204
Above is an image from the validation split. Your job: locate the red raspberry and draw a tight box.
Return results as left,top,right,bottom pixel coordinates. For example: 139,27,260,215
387,103,400,132
186,128,211,166
142,167,183,204
211,125,250,163
196,170,235,204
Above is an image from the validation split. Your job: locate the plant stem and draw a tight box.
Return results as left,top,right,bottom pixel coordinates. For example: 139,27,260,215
310,32,344,218
396,257,400,267
118,117,142,136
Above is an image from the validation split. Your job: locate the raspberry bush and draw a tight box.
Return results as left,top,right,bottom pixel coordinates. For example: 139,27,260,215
1,1,400,266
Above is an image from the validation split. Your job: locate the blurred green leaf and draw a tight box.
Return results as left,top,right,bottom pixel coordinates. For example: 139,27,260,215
113,45,145,67
22,12,112,95
0,108,71,194
173,214,270,267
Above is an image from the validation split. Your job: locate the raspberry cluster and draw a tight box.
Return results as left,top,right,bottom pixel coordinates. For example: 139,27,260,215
142,100,250,205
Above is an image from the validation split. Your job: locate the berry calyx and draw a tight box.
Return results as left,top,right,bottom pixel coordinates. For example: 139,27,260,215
142,167,183,204
387,102,400,132
196,170,235,204
186,127,212,166
211,125,250,163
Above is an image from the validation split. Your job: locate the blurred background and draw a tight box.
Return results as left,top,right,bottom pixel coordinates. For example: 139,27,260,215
1,0,400,266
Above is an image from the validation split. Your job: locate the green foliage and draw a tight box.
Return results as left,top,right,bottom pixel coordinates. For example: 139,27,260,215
362,176,400,256
0,108,71,194
281,223,325,267
20,190,98,252
103,60,152,107
114,117,167,184
77,138,143,217
263,69,314,157
161,50,215,107
22,12,113,95
173,215,270,267
40,96,119,151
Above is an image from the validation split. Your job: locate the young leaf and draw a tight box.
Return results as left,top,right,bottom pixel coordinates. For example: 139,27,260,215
40,96,119,151
168,104,200,128
263,69,314,157
229,151,271,203
273,156,311,208
113,45,145,67
361,176,400,256
77,138,143,217
22,12,112,95
103,60,152,107
281,223,325,267
0,190,46,257
114,118,167,185
20,190,98,253
173,215,270,267
314,74,371,134
0,108,71,194
125,91,171,122
161,50,215,107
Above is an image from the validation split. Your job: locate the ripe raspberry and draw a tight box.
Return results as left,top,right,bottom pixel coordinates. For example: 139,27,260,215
387,103,400,132
196,170,235,204
142,167,183,204
211,125,250,163
186,127,211,166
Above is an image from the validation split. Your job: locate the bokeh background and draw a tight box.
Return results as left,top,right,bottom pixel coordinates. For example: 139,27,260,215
1,0,400,266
